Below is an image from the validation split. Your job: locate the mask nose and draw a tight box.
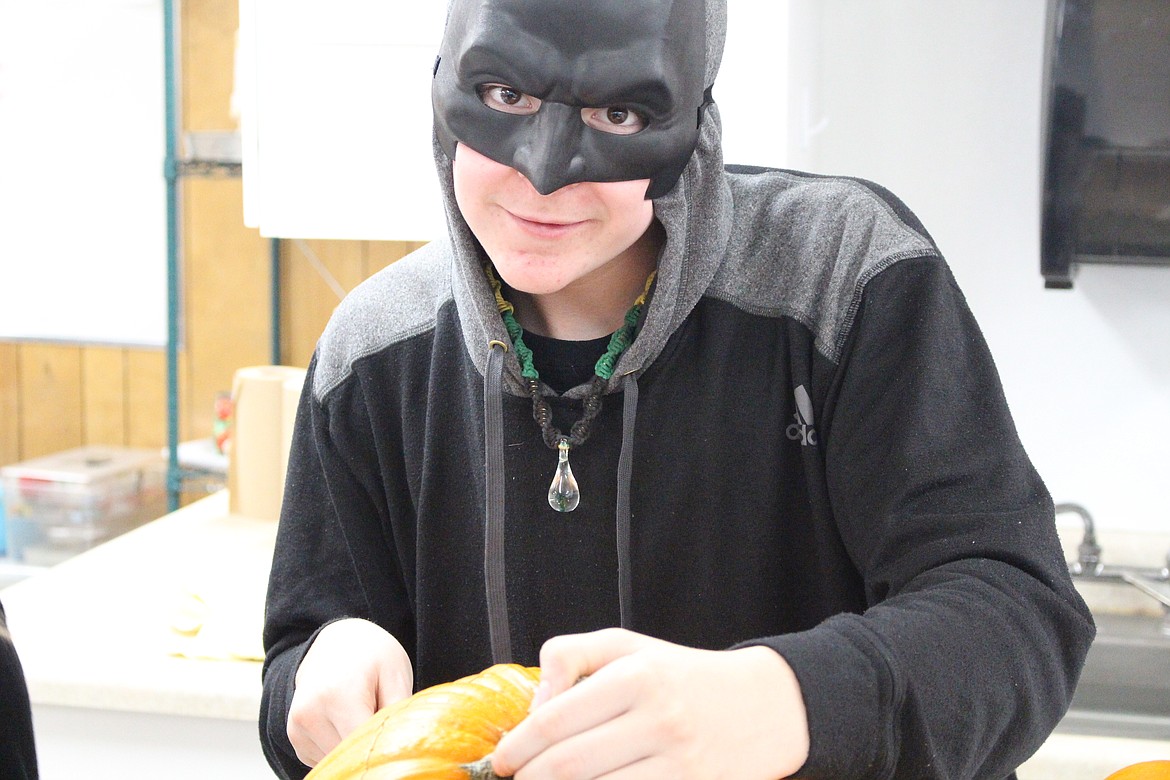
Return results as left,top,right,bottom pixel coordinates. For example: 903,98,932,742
511,103,587,196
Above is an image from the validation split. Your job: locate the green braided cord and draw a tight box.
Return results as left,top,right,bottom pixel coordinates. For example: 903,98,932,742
594,302,642,379
484,263,655,383
485,263,540,380
501,308,540,380
595,271,654,379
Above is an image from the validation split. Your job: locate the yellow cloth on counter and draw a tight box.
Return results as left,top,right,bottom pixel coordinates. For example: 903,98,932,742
165,569,267,662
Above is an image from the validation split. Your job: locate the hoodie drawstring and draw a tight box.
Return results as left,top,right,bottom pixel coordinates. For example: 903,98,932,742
615,373,639,629
483,345,640,665
484,341,512,664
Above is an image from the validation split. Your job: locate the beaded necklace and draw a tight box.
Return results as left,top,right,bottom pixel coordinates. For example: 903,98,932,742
485,263,656,512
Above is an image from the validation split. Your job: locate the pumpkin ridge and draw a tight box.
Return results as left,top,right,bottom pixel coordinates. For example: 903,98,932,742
307,664,539,779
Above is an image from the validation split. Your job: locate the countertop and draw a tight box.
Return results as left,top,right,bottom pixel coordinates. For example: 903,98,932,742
1020,733,1170,779
2,493,1167,776
0,491,273,721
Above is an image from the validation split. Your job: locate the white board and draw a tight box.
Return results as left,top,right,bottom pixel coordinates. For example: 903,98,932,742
0,0,167,346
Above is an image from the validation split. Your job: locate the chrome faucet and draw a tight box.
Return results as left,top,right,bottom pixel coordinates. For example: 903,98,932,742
1058,503,1170,634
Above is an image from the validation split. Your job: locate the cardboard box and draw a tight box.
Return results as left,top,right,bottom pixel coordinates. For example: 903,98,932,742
1,446,166,566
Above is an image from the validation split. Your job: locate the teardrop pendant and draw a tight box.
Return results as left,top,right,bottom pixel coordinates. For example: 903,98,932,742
548,439,580,512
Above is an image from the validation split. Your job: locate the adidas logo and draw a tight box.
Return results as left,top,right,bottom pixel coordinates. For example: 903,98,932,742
785,385,818,446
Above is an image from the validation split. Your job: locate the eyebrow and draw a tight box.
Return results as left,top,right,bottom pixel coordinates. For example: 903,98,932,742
583,77,675,115
456,45,535,94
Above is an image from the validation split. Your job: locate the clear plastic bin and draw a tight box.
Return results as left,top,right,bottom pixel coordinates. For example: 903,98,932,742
1,446,167,566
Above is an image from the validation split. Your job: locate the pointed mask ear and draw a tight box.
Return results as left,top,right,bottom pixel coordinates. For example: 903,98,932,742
433,0,710,198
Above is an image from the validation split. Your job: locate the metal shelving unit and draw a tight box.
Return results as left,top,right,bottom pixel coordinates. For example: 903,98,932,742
161,0,280,510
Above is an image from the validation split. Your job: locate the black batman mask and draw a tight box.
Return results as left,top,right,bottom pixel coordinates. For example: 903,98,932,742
432,0,710,199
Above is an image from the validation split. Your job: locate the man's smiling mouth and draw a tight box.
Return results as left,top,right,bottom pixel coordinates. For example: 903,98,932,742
507,211,588,238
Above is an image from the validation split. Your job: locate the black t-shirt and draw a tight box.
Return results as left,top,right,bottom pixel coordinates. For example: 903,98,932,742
522,331,611,394
0,601,37,779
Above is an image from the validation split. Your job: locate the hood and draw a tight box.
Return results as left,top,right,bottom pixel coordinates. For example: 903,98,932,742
434,0,734,399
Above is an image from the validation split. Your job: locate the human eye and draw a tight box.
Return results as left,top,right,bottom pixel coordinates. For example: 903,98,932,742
477,83,541,115
581,106,647,135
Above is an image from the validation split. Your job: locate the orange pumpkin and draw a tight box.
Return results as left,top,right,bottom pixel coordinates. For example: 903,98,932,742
1104,761,1170,780
306,664,541,780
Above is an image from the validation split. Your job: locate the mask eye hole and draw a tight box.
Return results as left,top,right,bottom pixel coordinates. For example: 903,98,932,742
581,106,647,135
477,83,542,115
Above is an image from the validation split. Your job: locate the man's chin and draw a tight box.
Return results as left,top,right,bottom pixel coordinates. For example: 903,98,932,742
488,254,574,297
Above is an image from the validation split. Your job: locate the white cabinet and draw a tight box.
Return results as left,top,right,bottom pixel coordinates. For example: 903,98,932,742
32,705,271,780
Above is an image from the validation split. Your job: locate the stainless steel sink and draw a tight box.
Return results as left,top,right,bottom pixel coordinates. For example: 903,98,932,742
1058,612,1170,740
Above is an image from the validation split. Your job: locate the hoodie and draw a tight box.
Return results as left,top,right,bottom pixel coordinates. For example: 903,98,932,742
260,2,1095,778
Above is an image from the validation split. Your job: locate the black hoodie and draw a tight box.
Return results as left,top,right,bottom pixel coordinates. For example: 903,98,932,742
260,2,1095,777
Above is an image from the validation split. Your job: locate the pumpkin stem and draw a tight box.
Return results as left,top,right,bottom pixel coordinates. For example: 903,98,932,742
462,757,509,780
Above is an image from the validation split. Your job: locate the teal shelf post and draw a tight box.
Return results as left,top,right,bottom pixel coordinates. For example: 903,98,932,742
271,238,281,365
163,0,181,512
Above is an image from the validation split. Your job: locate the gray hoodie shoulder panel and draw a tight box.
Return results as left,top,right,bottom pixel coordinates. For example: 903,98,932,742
312,241,453,402
710,168,939,364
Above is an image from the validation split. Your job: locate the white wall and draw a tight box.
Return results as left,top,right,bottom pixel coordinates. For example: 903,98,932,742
786,0,1170,534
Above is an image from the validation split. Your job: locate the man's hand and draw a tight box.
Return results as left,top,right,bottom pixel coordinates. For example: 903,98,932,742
287,618,413,767
491,628,809,779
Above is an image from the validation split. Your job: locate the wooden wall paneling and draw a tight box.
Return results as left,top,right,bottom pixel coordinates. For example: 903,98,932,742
183,177,271,442
177,0,260,447
17,344,83,459
182,0,238,131
125,349,167,450
0,342,21,466
276,241,427,368
81,347,128,447
281,240,366,369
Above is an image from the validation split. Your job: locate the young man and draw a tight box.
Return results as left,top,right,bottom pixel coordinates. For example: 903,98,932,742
260,0,1094,777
